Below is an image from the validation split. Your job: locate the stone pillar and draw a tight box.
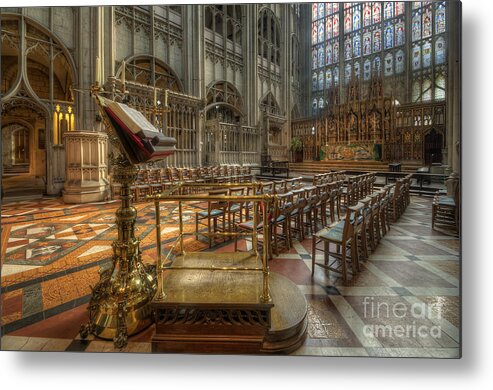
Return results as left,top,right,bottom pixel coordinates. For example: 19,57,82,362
62,131,109,203
445,1,461,194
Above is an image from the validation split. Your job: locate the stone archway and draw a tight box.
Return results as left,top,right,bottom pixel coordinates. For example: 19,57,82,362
1,14,77,196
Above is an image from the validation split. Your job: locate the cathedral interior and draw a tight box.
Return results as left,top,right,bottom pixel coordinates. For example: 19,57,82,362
0,2,460,358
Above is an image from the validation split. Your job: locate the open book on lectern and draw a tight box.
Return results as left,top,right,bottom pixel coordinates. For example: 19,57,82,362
98,96,176,164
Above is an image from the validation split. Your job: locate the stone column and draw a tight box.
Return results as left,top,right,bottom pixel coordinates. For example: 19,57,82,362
62,131,109,203
445,1,461,195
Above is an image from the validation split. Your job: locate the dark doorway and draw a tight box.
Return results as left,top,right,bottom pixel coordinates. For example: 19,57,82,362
424,129,443,165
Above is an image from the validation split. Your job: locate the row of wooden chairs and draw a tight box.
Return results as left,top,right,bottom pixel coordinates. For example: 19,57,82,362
342,173,377,207
387,174,412,222
313,172,346,186
110,165,253,202
232,180,347,258
311,174,412,283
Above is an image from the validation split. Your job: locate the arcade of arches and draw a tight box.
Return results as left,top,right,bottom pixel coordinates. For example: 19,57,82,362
1,4,460,357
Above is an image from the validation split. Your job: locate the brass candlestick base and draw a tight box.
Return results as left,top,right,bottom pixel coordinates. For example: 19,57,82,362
80,156,157,348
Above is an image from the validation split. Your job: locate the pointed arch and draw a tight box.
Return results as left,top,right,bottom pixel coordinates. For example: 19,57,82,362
260,91,282,116
117,54,184,92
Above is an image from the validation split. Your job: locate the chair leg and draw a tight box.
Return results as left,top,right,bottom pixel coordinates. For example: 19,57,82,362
311,236,316,277
341,242,348,283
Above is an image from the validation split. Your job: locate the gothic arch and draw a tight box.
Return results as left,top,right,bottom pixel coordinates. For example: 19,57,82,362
260,91,282,117
117,54,184,92
205,82,243,124
1,13,77,102
257,7,282,66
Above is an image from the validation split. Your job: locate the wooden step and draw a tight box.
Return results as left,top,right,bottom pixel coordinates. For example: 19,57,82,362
289,160,422,174
151,252,307,354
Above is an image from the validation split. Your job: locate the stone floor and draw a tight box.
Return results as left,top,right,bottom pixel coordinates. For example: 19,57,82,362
0,195,460,357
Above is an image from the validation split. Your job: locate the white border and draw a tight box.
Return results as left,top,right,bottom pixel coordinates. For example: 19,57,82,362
1,0,493,389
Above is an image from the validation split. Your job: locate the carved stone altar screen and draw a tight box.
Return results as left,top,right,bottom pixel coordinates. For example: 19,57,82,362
292,76,446,164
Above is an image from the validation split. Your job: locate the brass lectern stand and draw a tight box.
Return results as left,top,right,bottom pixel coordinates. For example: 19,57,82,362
80,85,172,348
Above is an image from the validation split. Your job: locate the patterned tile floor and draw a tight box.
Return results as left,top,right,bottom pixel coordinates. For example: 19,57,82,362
0,196,460,357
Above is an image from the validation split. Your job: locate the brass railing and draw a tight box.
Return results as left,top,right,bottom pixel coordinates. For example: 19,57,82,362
147,182,276,304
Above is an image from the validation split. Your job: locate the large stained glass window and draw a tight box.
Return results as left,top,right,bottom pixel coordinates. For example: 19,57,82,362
311,2,340,109
412,1,447,102
311,2,447,114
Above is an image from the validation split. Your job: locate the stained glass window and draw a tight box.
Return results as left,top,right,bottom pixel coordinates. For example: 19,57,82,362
354,61,361,79
353,7,361,30
423,6,432,38
364,59,371,80
395,21,405,46
326,17,332,39
423,41,432,68
395,49,405,74
310,2,447,112
384,2,393,20
353,34,361,57
412,11,421,41
384,52,393,76
373,29,381,52
363,3,372,27
333,14,340,37
318,21,325,43
435,37,446,64
363,32,372,56
318,71,324,90
373,3,381,24
345,63,352,84
384,23,394,49
326,44,332,65
412,44,421,70
318,47,324,68
345,37,352,60
412,80,421,101
435,74,445,100
435,2,446,34
373,56,381,75
411,1,448,102
319,97,324,109
326,69,332,88
422,78,432,101
318,3,325,19
312,23,318,44
396,2,405,16
345,10,352,32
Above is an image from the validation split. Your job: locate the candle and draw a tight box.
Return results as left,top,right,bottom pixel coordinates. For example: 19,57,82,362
95,56,101,85
154,87,157,106
164,89,168,108
121,59,126,88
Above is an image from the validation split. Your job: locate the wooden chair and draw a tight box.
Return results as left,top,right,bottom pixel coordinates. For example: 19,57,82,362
290,189,307,242
131,169,150,202
235,197,273,260
227,186,246,232
311,202,364,282
195,189,228,248
432,181,460,233
271,192,294,255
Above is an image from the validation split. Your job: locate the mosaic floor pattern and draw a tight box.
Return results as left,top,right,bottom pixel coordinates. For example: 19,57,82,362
1,196,460,357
